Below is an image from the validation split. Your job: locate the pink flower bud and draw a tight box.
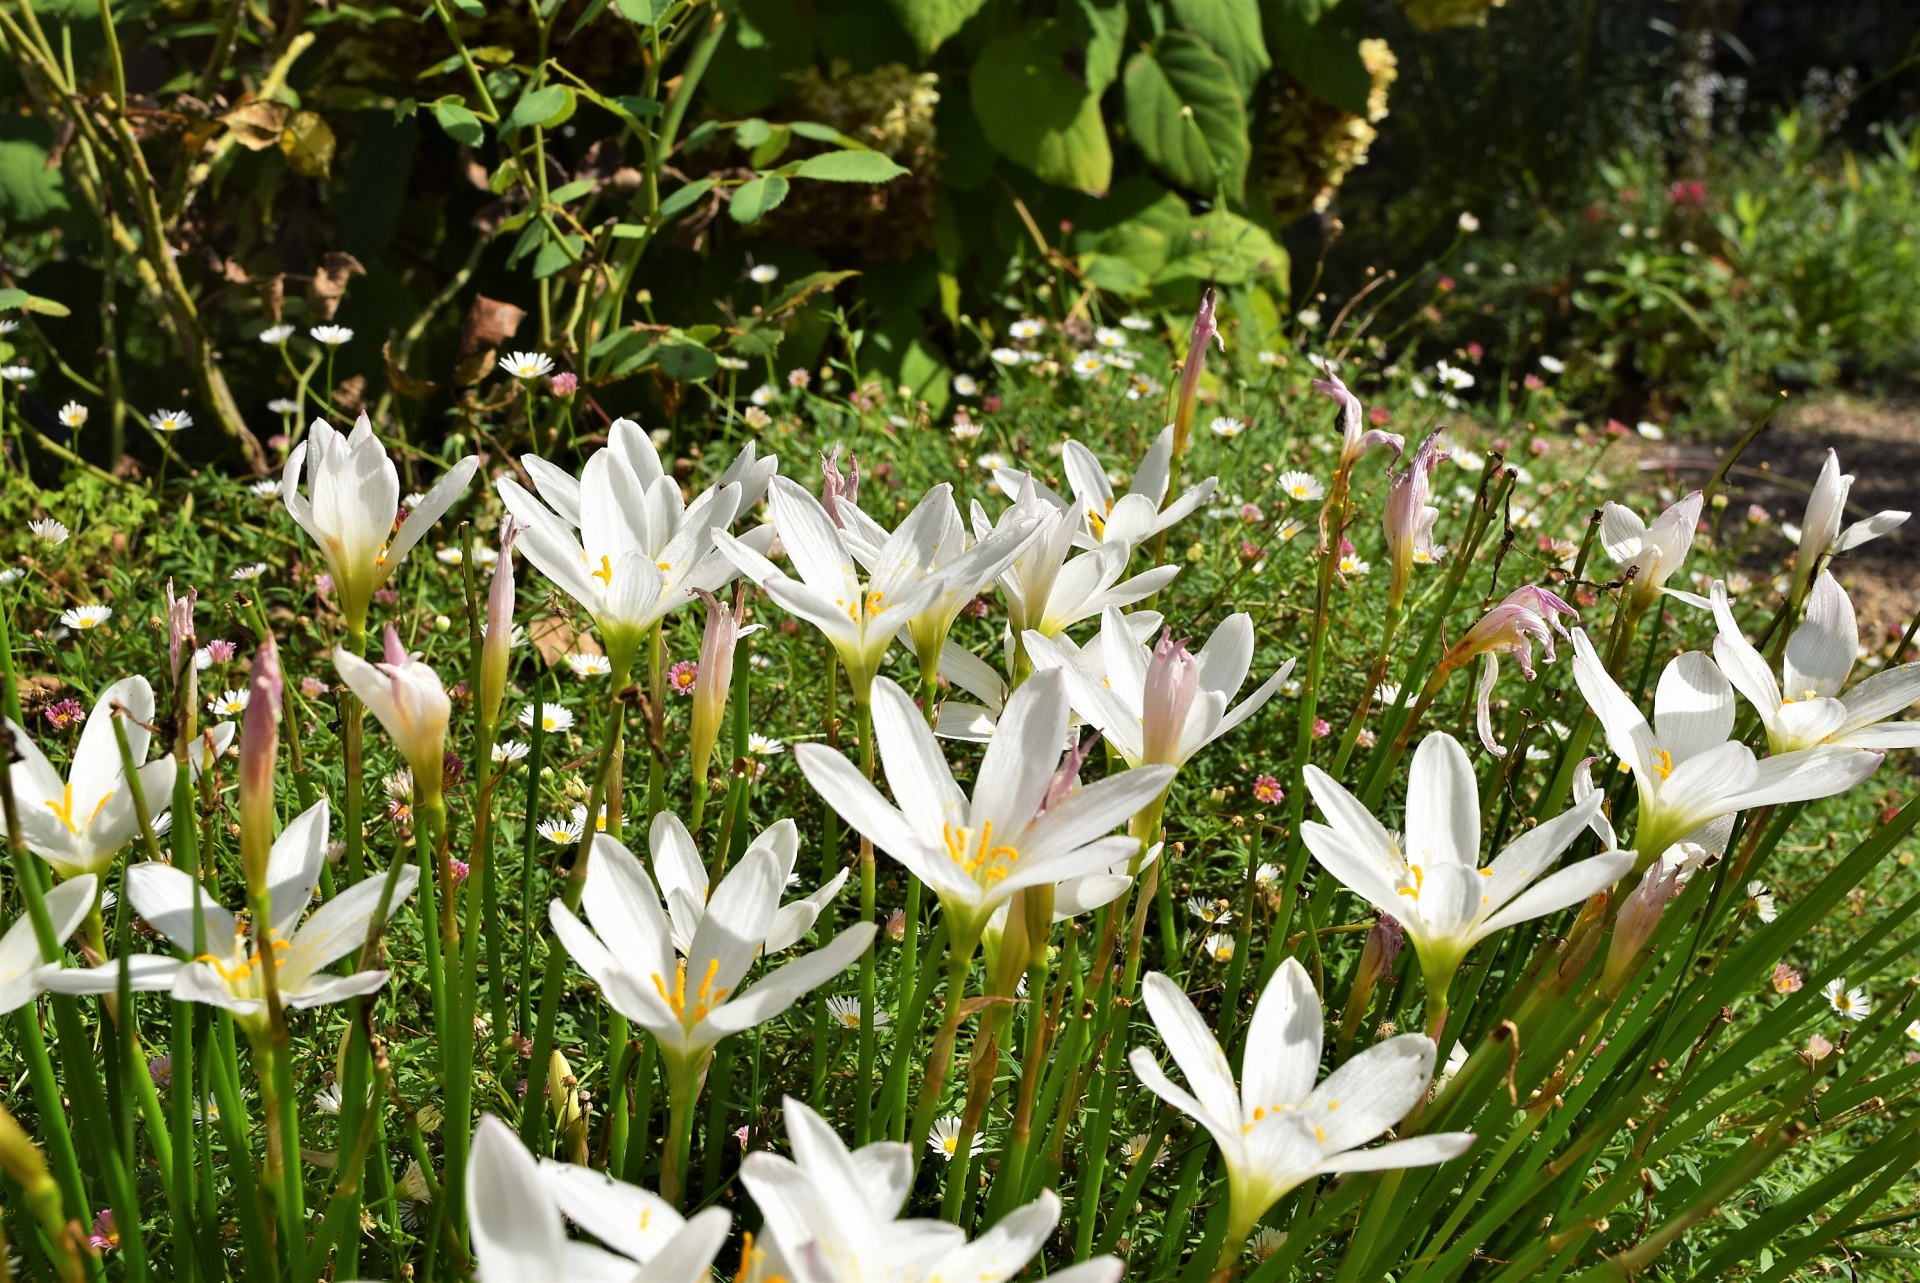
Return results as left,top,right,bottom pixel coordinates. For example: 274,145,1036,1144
1140,631,1200,766
239,644,284,891
1171,288,1219,457
479,518,523,730
165,579,197,682
821,445,860,527
548,371,578,397
1384,429,1448,606
689,592,747,790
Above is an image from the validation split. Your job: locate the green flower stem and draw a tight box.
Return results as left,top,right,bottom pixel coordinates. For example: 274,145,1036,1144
523,663,630,1153
202,1012,272,1272
698,1034,737,1198
659,1055,704,1210
517,671,551,1042
1331,597,1402,776
642,619,664,831
881,918,947,1142
909,941,980,1171
853,696,877,1147
340,626,369,883
622,1038,658,1185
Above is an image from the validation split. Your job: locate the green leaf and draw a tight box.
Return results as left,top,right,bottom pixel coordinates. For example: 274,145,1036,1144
0,139,69,224
0,288,70,317
611,95,662,119
1170,0,1270,97
503,85,576,133
734,118,775,148
532,235,583,279
1156,208,1288,292
1123,34,1248,200
658,178,716,221
448,0,483,14
1262,0,1370,117
655,342,718,382
1074,0,1128,98
768,269,860,315
789,121,871,150
728,174,790,223
609,223,649,239
547,178,595,205
793,150,909,183
749,126,793,170
613,0,668,23
969,21,1112,194
883,0,990,56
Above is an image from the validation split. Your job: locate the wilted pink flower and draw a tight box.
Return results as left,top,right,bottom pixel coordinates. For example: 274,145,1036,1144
690,591,754,793
1313,372,1403,473
479,517,524,731
1773,964,1803,995
1311,718,1330,739
44,698,85,730
301,676,330,699
548,371,578,397
1806,1034,1834,1061
239,645,284,890
89,1209,119,1252
165,579,197,681
1604,418,1630,439
1368,405,1393,427
821,444,860,527
1384,428,1448,606
147,1054,172,1089
1239,540,1261,561
1441,585,1580,755
205,639,237,665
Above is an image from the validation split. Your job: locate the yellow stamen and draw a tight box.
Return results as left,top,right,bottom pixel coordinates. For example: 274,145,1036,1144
941,820,1021,886
592,555,614,585
1651,748,1673,781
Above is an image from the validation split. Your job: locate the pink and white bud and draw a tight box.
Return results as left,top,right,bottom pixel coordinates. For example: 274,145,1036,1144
821,445,860,528
478,518,524,731
1445,585,1580,755
1603,842,1706,992
239,644,283,891
1384,429,1448,605
1039,730,1104,818
1171,288,1220,457
164,580,197,684
689,591,753,788
1314,372,1404,474
334,626,453,801
1140,631,1201,767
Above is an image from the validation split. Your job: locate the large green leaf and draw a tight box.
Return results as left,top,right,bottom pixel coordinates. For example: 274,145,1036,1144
1261,0,1371,117
728,174,791,223
1170,0,1271,97
970,22,1112,194
884,0,989,57
1123,34,1248,200
1156,208,1288,292
792,150,910,183
1073,184,1192,297
1073,0,1128,98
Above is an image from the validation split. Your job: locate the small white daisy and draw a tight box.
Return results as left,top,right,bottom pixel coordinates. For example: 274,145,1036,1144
1825,978,1869,1021
1907,1020,1920,1042
207,689,250,717
951,373,979,397
58,402,87,428
309,325,354,346
502,351,555,380
1276,519,1306,542
1296,309,1322,328
259,324,296,345
60,606,112,631
1278,471,1325,502
492,740,530,764
824,995,890,1030
750,383,778,407
1746,882,1778,924
927,1116,986,1161
230,563,267,581
149,409,193,433
748,263,781,284
1253,863,1281,888
29,518,68,545
566,653,613,678
1070,352,1104,378
435,548,465,565
1187,897,1232,926
1210,416,1246,438
1339,553,1371,576
1008,318,1045,340
1635,421,1665,441
1120,1133,1164,1167
717,356,750,371
1435,360,1474,391
268,398,301,416
312,1083,344,1115
1251,1227,1290,1261
538,814,585,845
990,347,1023,366
248,478,281,497
1120,314,1153,331
517,703,575,734
748,732,785,757
0,365,34,383
1093,326,1127,349
1203,932,1235,962
975,452,1010,472
1538,354,1565,374
0,568,21,586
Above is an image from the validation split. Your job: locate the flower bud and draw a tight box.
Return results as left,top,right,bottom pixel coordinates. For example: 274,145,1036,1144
239,644,284,893
478,518,523,731
1140,631,1200,767
1171,287,1218,458
821,445,859,528
689,591,752,793
1384,429,1448,607
334,626,452,802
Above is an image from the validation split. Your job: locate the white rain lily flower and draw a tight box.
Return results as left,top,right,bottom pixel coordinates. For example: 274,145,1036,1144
46,800,419,1034
713,475,948,701
0,877,97,1014
1712,574,1920,755
1571,628,1883,867
333,627,453,799
1790,449,1908,603
499,419,773,677
647,813,848,955
740,1096,1121,1283
832,481,1039,676
1599,490,1706,613
1130,959,1474,1255
548,833,875,1081
283,412,479,635
796,670,1174,950
974,478,1177,641
2,677,176,880
1302,732,1626,1005
993,427,1215,551
1025,606,1293,776
934,614,1162,744
467,1115,729,1280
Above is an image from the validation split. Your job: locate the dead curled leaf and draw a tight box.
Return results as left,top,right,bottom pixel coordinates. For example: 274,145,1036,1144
460,295,525,356
307,252,364,321
224,99,292,150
